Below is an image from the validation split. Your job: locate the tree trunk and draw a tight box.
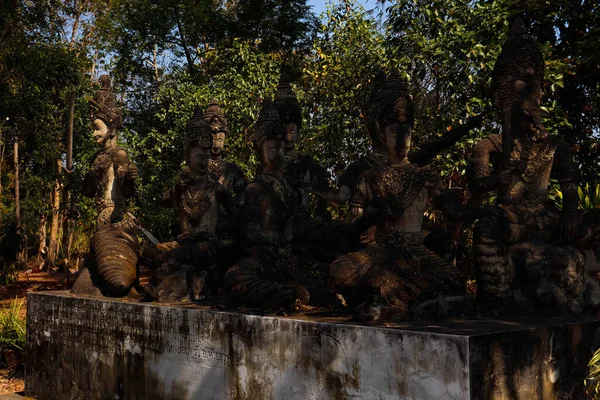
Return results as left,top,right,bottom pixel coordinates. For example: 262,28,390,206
37,214,47,268
14,140,23,263
61,90,76,276
173,8,195,77
45,160,62,271
0,142,5,227
90,48,98,80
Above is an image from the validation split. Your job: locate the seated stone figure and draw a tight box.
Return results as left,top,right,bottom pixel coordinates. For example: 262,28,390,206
224,100,330,310
470,19,600,313
320,71,488,262
143,107,241,302
71,75,139,297
329,72,474,322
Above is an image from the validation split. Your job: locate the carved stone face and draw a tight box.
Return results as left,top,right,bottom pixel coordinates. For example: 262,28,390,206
211,132,225,156
188,146,211,174
260,139,285,172
384,122,412,162
512,76,547,142
284,122,298,150
92,118,114,147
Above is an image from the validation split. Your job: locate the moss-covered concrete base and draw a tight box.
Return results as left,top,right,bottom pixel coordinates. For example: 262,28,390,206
25,292,600,399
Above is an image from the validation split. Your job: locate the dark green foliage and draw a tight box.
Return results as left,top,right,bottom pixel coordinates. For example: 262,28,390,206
385,0,600,181
301,0,390,180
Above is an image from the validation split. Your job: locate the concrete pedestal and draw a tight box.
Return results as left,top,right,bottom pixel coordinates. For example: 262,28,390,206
25,291,600,399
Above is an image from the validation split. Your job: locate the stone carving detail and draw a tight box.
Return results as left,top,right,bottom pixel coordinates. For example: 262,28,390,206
71,75,139,297
470,18,600,313
142,107,241,302
328,71,475,322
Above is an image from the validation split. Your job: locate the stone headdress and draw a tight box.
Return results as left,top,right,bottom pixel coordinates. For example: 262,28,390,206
491,18,547,146
366,69,413,143
202,99,229,135
252,99,286,149
491,18,544,112
89,75,123,130
184,107,213,157
273,72,302,130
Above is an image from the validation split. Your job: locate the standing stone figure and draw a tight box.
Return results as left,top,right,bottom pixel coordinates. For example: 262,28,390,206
328,71,474,322
470,19,600,313
143,107,241,302
71,75,139,297
204,100,246,201
273,74,329,216
272,72,349,262
202,100,246,270
224,99,323,309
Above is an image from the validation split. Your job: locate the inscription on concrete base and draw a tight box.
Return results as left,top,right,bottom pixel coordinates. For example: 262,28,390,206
25,292,600,399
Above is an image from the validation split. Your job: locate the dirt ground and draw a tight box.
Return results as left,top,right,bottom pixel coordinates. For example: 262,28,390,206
0,271,74,396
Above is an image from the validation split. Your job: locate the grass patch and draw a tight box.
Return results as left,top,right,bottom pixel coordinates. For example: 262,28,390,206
0,299,25,352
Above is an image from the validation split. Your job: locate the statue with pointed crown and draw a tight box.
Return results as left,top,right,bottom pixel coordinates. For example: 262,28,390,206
272,69,351,264
322,68,488,220
203,100,246,201
224,99,331,310
273,70,329,215
201,100,246,271
328,70,478,322
470,18,600,313
142,107,241,302
71,74,140,297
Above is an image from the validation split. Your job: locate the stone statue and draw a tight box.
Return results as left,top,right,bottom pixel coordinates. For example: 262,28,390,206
224,99,329,310
272,72,351,263
328,71,475,322
202,100,246,271
323,70,488,210
142,107,241,302
71,75,140,297
273,74,330,218
470,19,600,313
204,100,246,201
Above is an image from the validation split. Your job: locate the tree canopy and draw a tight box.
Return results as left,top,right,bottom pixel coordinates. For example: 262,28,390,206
0,0,598,268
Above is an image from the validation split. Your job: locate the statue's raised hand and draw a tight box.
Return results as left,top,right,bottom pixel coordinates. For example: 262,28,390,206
127,163,139,181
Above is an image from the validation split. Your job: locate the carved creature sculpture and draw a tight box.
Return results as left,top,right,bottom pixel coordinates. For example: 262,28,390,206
328,71,473,322
71,75,140,297
470,19,600,313
224,99,331,309
143,107,241,302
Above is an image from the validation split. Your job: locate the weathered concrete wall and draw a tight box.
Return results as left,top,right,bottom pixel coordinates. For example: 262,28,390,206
469,320,599,400
25,292,600,400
